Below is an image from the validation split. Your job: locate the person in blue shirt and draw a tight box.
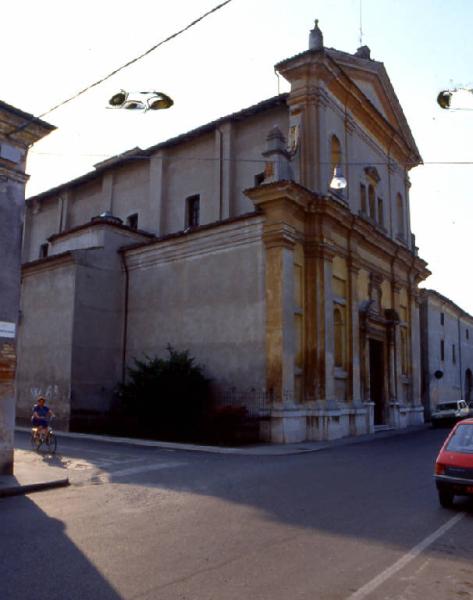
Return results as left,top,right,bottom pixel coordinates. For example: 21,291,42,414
32,396,53,438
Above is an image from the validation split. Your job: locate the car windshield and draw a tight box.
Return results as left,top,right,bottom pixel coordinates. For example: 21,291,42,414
446,423,473,453
436,402,459,411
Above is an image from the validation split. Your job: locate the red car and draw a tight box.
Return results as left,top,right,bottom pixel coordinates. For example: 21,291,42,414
434,418,473,507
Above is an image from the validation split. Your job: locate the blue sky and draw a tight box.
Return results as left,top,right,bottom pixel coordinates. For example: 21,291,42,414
4,0,473,312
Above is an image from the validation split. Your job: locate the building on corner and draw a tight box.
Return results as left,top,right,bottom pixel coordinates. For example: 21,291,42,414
420,289,473,420
0,101,54,474
16,22,430,443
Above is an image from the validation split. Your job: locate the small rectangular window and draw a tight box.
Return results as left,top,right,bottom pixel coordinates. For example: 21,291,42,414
452,344,456,364
377,197,384,227
440,339,445,362
360,184,367,213
39,243,49,258
440,312,444,326
186,195,200,228
466,329,469,340
254,172,265,187
126,213,138,230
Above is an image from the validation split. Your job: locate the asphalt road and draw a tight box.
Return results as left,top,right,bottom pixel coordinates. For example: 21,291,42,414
2,428,473,600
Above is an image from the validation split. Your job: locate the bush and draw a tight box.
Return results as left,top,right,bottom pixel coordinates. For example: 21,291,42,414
117,345,210,438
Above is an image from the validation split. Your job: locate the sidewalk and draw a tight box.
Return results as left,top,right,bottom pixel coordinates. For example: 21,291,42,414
0,449,69,498
16,423,430,455
3,424,430,499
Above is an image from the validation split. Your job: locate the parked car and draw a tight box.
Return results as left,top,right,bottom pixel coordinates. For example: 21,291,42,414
434,418,473,507
431,400,470,427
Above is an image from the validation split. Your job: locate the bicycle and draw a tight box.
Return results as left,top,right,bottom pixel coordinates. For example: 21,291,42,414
31,419,57,454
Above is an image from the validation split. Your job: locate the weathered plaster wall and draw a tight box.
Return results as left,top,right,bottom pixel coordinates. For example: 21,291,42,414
16,258,76,429
124,217,267,397
421,291,473,414
0,178,24,473
69,230,128,414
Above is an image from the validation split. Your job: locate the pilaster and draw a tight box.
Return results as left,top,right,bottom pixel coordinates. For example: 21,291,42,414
348,258,361,403
409,285,422,407
392,282,403,404
102,173,114,214
149,151,165,235
245,181,312,408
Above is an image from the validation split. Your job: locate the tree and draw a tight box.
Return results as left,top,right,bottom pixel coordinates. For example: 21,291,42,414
118,345,210,438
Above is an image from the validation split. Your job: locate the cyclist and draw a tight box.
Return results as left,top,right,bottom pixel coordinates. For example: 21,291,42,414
31,396,54,440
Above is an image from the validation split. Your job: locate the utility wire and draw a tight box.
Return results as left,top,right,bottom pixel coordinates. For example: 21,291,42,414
27,151,473,167
7,0,234,139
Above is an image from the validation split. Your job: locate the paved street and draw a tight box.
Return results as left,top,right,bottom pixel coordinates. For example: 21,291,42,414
2,428,473,600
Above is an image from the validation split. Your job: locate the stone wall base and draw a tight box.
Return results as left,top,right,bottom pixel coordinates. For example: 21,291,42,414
260,402,423,443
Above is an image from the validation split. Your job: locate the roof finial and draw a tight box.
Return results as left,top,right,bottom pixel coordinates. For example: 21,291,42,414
309,19,324,51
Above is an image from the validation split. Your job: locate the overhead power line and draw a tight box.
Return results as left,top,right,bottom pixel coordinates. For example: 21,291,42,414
7,0,234,138
27,151,473,167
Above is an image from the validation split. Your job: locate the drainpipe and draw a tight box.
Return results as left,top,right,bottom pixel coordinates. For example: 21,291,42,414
120,251,130,383
458,315,463,398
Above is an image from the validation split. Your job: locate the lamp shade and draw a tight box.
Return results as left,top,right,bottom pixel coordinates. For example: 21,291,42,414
329,166,347,190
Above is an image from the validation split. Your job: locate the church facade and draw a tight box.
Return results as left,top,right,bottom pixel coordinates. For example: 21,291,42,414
16,23,430,442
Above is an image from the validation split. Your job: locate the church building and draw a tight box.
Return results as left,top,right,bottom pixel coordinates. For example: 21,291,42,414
16,22,430,443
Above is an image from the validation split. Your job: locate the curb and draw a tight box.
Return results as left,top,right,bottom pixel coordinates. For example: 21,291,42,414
16,424,432,456
0,477,70,498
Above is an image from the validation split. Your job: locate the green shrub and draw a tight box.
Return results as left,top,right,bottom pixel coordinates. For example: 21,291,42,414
117,345,210,436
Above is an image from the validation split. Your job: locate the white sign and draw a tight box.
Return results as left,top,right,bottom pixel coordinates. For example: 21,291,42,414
0,321,16,339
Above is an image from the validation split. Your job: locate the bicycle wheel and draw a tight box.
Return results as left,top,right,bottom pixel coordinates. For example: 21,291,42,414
31,431,42,451
45,432,57,454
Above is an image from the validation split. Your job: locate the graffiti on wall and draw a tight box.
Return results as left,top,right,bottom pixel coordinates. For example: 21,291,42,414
30,385,61,403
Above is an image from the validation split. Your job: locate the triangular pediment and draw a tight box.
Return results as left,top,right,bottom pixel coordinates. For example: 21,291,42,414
326,48,420,162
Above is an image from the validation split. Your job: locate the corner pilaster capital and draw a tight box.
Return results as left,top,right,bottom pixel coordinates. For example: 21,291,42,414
262,222,297,250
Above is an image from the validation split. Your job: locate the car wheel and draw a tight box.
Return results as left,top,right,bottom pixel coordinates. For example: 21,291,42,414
438,489,454,508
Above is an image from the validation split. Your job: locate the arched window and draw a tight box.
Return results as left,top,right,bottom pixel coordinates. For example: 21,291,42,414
368,185,376,220
334,307,345,368
330,135,342,172
396,193,405,238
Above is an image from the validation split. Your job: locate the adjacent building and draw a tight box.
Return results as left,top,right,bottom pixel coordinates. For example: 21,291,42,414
420,289,473,420
16,22,430,443
0,101,54,473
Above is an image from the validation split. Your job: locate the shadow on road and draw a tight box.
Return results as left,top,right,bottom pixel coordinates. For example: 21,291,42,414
13,428,473,567
0,494,123,600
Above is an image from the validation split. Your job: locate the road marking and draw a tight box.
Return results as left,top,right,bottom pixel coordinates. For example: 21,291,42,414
346,512,465,600
95,461,186,483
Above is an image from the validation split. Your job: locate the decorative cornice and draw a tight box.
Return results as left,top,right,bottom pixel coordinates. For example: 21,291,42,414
124,216,264,271
0,165,28,184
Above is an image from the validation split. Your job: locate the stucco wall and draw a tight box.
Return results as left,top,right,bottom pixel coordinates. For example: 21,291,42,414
124,216,266,397
161,134,216,234
0,178,25,473
421,292,473,412
69,244,125,414
16,258,76,429
111,162,150,227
